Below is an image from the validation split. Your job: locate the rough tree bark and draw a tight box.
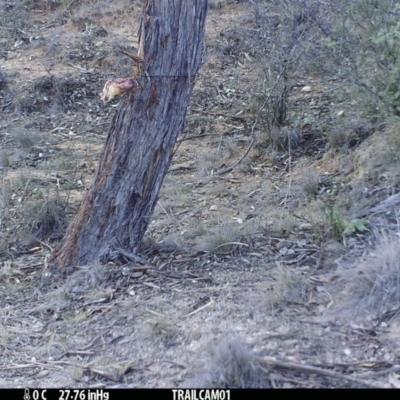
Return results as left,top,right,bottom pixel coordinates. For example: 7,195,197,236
51,0,208,269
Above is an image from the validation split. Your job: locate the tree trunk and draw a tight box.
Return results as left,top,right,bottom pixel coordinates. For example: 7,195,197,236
51,0,208,269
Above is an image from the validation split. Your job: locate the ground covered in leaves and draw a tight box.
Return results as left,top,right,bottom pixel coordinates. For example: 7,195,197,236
1,0,400,388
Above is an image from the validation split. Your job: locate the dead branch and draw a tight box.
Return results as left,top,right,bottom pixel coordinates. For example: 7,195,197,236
259,357,387,388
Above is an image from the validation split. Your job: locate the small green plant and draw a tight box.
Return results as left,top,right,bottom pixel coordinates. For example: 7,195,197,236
324,203,346,240
69,366,83,381
323,202,368,242
342,218,368,237
84,22,96,35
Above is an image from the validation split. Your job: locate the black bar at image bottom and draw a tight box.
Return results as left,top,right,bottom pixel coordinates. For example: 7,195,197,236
0,388,389,398
0,389,238,400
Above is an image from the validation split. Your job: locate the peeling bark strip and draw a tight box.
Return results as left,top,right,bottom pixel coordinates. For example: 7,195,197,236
52,0,208,269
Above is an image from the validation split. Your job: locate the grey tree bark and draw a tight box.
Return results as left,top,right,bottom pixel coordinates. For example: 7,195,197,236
51,0,208,269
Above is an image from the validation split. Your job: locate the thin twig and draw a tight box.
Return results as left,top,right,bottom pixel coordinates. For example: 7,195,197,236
259,357,387,388
360,364,400,379
184,299,214,317
206,241,249,253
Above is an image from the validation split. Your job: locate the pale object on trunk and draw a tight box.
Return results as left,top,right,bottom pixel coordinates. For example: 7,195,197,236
101,77,139,102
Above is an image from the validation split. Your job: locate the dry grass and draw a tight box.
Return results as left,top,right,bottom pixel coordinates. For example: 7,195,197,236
270,127,301,152
14,130,43,151
301,168,321,199
0,168,68,247
145,319,181,348
153,233,186,253
159,179,192,211
184,335,270,388
275,213,297,238
194,223,244,253
262,264,311,307
24,198,67,240
194,150,222,178
337,229,400,317
0,150,12,168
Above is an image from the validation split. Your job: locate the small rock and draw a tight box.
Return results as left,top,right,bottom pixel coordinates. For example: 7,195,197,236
299,223,312,230
36,370,49,378
301,86,312,93
279,247,288,255
276,240,290,250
